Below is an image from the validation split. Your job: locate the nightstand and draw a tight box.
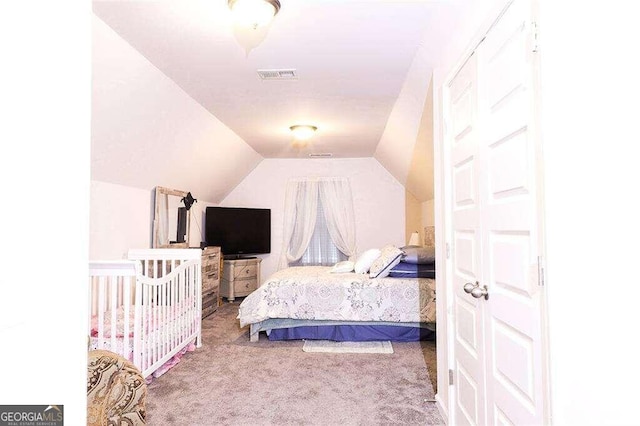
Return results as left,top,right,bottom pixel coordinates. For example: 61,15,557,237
220,257,261,302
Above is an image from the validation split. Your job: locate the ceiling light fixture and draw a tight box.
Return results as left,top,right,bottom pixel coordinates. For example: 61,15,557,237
290,125,318,141
228,0,281,29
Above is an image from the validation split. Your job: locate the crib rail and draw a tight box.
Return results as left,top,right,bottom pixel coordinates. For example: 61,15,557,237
89,249,202,379
89,260,139,364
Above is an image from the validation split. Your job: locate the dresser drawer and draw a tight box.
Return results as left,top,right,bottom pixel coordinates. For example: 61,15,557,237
200,246,221,317
202,274,218,293
233,278,257,296
202,247,220,261
203,252,220,263
234,263,257,280
203,265,219,281
202,289,218,319
202,247,220,281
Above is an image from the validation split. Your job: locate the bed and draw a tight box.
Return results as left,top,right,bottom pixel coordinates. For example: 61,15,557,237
238,263,436,342
89,249,202,379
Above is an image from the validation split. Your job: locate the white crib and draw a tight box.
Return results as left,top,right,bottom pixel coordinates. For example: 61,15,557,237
89,249,202,379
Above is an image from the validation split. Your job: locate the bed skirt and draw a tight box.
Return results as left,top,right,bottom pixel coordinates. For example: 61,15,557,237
267,324,435,342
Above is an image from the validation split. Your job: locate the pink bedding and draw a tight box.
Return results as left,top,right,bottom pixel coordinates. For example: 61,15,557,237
91,302,197,337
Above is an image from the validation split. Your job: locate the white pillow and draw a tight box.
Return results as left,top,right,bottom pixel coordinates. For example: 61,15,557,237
330,261,355,273
369,245,403,278
354,249,381,274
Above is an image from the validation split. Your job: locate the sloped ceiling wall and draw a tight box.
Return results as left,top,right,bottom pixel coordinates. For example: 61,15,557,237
374,42,434,193
91,14,262,203
91,8,435,204
405,76,434,202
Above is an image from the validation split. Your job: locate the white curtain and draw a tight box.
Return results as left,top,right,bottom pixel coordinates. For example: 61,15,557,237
279,177,357,269
319,178,357,260
292,201,347,266
279,180,319,269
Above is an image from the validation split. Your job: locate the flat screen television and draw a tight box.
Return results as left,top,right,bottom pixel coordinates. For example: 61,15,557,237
205,207,271,258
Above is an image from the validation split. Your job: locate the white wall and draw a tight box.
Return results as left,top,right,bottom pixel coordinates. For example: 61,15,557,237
422,199,434,227
405,190,423,244
221,158,405,280
375,42,434,187
539,1,640,425
90,181,151,259
405,77,435,203
91,13,262,204
1,2,89,423
90,180,214,260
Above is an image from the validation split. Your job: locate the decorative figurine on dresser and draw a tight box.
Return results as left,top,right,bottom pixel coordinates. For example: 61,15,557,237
221,257,261,302
151,186,221,319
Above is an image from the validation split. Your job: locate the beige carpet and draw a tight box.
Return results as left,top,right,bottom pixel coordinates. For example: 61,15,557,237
146,300,442,425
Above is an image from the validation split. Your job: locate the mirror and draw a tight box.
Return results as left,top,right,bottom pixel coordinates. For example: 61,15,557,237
153,186,192,248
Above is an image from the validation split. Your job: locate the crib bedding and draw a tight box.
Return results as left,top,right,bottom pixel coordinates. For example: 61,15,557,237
237,266,436,333
90,301,199,338
91,312,199,383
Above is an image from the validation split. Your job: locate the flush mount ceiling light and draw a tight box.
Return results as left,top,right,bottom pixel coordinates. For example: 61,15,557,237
290,125,318,141
228,0,281,29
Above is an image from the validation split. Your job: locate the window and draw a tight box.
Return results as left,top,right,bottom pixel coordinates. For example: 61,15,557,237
291,200,347,266
279,177,356,270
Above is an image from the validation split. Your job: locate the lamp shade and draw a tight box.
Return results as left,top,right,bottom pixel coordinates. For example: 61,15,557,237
290,125,318,141
228,0,281,29
408,231,420,246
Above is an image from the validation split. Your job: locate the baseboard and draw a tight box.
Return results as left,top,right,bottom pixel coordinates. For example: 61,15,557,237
435,393,448,425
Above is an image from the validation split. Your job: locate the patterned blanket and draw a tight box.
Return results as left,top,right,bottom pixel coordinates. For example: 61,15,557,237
237,266,436,328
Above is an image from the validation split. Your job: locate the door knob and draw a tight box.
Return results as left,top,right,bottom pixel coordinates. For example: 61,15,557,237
470,284,489,300
463,281,478,294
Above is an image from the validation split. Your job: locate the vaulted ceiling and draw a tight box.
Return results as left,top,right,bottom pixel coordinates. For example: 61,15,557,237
91,0,474,202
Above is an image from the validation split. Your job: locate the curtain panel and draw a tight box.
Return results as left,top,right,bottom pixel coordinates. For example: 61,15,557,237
279,177,357,269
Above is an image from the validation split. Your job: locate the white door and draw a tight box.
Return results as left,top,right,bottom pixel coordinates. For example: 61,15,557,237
447,0,547,424
449,53,487,426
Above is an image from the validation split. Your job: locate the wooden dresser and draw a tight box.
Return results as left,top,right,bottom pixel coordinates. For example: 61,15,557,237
201,246,222,318
221,257,261,302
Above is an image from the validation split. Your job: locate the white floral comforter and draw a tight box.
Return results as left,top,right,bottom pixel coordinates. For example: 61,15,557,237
237,266,436,328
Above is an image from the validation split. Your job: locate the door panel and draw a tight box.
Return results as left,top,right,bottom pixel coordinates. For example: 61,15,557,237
448,0,546,425
449,53,486,426
492,319,536,400
487,130,529,197
478,0,545,425
457,361,481,425
454,159,477,206
490,234,531,296
455,296,478,355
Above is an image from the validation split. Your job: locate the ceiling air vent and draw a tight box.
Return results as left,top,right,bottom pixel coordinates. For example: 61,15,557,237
309,153,333,158
257,69,297,80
